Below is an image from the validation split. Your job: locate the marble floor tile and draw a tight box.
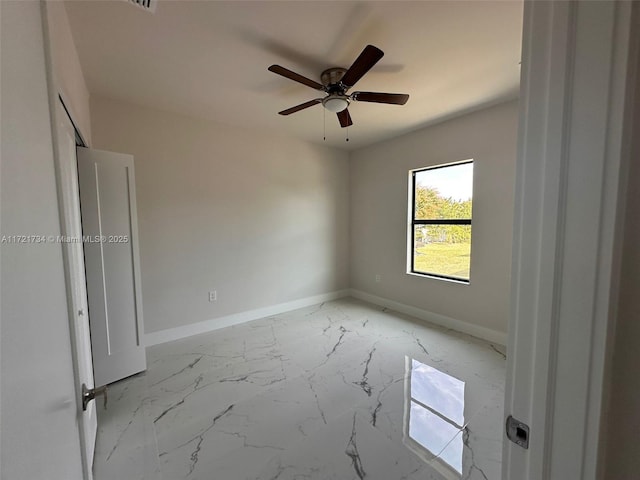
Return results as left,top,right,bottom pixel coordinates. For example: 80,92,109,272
93,374,161,480
253,412,428,480
93,298,506,480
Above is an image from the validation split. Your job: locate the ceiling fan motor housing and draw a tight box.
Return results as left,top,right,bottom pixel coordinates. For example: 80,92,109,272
321,68,347,91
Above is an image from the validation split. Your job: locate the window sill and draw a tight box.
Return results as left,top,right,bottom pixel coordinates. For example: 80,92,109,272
405,271,470,285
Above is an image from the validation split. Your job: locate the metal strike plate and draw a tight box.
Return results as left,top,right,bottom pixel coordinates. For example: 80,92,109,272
82,383,108,411
506,415,530,449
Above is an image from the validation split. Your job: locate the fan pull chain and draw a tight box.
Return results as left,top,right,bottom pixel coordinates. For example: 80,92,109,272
323,108,326,141
346,125,349,142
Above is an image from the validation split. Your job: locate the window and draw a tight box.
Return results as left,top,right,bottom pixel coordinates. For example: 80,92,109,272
409,160,473,282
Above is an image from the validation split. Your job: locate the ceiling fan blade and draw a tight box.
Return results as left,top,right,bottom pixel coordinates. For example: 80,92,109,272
268,65,325,91
278,98,323,115
340,45,384,88
353,91,409,105
337,109,353,128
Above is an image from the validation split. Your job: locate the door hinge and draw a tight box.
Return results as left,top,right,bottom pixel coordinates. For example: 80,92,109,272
506,415,530,449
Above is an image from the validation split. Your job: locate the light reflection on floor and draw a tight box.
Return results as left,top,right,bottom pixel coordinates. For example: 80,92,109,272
405,358,466,477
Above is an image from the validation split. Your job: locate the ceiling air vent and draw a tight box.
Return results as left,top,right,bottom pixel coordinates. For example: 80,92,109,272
125,0,157,13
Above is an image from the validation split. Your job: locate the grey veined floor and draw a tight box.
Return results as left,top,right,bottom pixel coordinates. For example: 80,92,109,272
93,298,506,480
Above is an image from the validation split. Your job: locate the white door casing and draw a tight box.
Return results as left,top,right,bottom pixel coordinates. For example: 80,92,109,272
503,2,637,479
51,99,98,478
77,147,147,386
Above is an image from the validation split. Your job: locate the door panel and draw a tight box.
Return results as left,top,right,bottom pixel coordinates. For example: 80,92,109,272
96,163,138,355
54,100,97,476
77,147,146,386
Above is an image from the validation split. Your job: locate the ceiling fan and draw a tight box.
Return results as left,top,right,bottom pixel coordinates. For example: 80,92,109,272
268,45,409,128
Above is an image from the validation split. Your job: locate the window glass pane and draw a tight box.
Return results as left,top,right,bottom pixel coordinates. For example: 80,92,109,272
413,225,471,279
414,163,473,220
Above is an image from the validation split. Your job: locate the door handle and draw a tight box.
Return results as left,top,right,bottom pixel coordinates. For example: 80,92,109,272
82,383,107,411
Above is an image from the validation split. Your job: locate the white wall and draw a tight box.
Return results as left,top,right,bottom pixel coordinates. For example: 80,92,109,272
90,96,350,335
349,100,518,337
1,1,83,479
43,0,92,143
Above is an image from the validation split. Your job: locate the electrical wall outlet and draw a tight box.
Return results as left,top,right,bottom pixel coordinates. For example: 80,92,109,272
375,274,381,283
209,290,217,302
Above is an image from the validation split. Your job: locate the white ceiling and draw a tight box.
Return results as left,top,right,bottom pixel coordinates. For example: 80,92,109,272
65,0,523,151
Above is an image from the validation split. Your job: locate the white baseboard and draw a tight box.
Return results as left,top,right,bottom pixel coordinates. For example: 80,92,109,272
145,288,506,347
349,289,507,346
144,289,351,346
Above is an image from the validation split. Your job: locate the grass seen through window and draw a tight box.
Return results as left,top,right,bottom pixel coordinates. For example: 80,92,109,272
413,242,471,279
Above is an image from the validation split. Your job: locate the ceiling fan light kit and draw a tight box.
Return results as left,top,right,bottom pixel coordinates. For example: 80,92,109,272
268,44,409,130
322,94,350,113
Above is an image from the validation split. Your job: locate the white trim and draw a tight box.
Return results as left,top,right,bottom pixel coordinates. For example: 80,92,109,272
405,271,469,286
350,289,507,346
144,290,350,346
503,2,637,479
145,287,506,350
503,3,573,478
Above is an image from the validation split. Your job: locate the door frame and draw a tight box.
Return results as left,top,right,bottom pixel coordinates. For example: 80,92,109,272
41,6,96,478
503,1,638,479
47,94,97,480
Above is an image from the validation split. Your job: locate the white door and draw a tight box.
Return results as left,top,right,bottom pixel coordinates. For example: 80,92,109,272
77,147,147,386
54,100,97,478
